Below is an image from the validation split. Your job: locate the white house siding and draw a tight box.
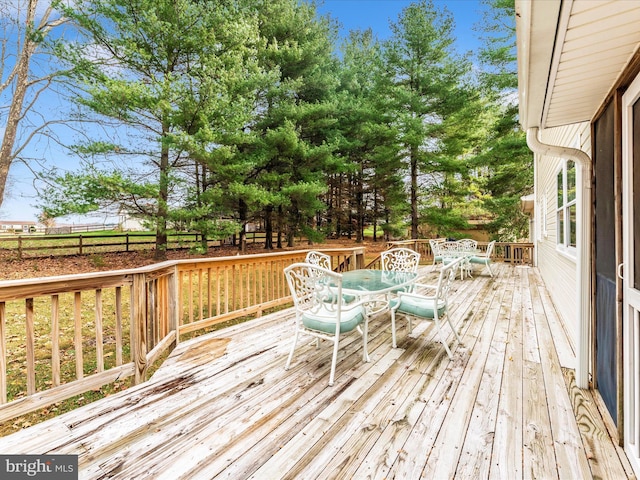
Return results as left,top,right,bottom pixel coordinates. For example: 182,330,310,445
534,122,591,347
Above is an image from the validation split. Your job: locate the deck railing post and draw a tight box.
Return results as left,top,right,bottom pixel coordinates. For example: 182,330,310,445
131,272,148,384
169,266,179,344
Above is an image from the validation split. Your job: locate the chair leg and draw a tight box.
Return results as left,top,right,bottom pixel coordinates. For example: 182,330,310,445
391,309,398,348
434,316,454,359
328,334,340,386
285,330,300,370
486,261,493,277
362,318,370,362
446,315,463,346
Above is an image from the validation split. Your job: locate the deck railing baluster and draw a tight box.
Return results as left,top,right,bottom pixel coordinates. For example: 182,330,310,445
0,301,5,403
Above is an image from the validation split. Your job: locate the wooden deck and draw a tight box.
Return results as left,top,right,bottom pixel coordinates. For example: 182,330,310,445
0,263,634,479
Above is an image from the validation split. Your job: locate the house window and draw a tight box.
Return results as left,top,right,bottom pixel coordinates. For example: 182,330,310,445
557,160,577,250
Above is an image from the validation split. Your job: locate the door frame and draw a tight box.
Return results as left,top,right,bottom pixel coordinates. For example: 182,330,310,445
622,72,640,473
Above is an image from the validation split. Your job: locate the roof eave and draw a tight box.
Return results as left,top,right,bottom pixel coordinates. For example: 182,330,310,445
516,0,562,131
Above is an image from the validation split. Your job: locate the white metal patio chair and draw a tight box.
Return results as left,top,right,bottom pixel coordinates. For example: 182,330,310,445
381,247,421,273
469,240,496,277
439,241,471,280
429,238,446,270
381,247,421,296
389,257,463,357
284,263,373,386
305,250,332,270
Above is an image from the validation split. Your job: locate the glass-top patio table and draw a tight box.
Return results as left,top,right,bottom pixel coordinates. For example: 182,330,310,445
340,269,419,296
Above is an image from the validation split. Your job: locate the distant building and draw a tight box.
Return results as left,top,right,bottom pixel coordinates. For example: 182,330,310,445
118,211,146,231
0,220,38,233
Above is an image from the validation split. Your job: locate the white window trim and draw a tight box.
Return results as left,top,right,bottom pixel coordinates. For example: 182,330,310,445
556,159,577,258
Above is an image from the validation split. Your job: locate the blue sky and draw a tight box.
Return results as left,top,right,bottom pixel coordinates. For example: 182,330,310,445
316,0,484,50
0,0,485,223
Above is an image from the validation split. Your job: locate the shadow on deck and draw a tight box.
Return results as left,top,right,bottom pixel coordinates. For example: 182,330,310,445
0,263,634,479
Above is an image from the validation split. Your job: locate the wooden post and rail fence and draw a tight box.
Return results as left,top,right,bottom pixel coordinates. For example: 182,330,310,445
0,241,532,423
0,231,303,259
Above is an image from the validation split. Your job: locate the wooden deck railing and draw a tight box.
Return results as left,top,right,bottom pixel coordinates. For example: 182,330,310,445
384,240,534,265
0,247,365,423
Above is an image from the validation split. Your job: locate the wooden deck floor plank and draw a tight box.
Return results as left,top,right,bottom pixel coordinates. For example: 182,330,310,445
377,273,500,479
455,265,516,479
250,266,491,480
0,263,632,480
293,274,496,480
322,274,498,480
534,296,593,479
490,266,524,480
563,368,631,479
521,268,558,479
113,311,401,480
12,312,364,473
333,270,497,480
522,266,541,364
532,268,576,369
523,359,558,479
244,346,405,480
216,336,430,480
358,267,512,480
120,315,403,478
419,273,507,480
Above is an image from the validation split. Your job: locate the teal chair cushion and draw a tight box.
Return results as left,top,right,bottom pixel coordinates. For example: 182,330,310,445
434,255,443,262
469,256,490,265
302,304,365,334
391,296,445,319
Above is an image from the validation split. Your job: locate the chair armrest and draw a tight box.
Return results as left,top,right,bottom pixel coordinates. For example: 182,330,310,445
362,299,389,316
343,298,387,317
397,291,436,302
413,282,437,291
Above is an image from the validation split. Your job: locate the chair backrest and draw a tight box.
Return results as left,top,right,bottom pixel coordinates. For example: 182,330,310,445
438,241,462,257
458,238,478,251
381,247,421,272
429,238,445,256
485,240,496,258
305,250,332,270
435,257,462,303
284,263,343,316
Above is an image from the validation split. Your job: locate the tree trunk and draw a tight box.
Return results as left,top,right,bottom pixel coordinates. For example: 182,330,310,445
355,167,364,243
0,0,39,208
238,199,247,253
264,206,273,249
277,206,283,249
155,130,170,261
410,146,419,239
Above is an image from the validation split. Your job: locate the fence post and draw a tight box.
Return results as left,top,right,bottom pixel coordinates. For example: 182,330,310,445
131,272,148,384
17,236,22,260
126,233,130,252
78,235,83,255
